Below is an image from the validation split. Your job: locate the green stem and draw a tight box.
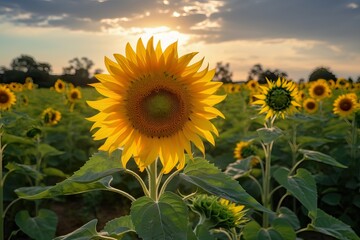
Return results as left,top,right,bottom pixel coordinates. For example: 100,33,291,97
148,160,158,201
125,169,149,196
262,141,273,228
262,116,275,228
2,198,21,218
159,169,181,196
276,192,290,212
289,158,306,175
1,130,4,240
107,187,136,202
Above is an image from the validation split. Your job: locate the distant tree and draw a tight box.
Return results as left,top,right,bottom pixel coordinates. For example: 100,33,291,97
247,64,287,84
308,67,336,82
63,57,94,78
213,62,233,83
247,64,263,81
11,55,38,72
357,76,360,83
0,66,8,74
37,62,52,73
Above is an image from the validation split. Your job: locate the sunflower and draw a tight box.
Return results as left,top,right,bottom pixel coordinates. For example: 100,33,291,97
308,79,331,100
54,79,66,93
67,88,82,102
0,86,16,110
253,78,300,119
87,37,225,173
42,107,62,125
336,78,350,90
190,194,247,229
328,79,336,89
233,141,259,166
303,98,318,114
333,94,359,118
246,79,259,92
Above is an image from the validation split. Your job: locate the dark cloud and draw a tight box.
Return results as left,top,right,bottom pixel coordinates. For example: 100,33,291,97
1,0,359,50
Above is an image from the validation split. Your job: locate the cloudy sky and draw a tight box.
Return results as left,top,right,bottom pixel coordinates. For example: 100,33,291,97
1,0,359,81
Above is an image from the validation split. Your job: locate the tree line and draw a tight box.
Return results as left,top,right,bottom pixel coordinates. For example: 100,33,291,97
0,55,102,87
1,55,359,87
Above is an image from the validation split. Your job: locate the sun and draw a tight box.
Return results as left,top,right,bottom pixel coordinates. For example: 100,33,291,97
139,26,190,49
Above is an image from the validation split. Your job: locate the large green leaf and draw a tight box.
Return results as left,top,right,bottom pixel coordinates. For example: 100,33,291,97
224,156,253,179
2,133,35,145
299,149,347,168
277,207,300,230
15,209,58,240
243,219,296,240
130,192,188,240
69,149,124,183
54,219,102,240
309,209,360,240
273,167,317,214
37,143,64,158
5,162,43,181
15,149,126,199
15,176,113,200
102,215,136,238
256,127,283,144
181,157,269,213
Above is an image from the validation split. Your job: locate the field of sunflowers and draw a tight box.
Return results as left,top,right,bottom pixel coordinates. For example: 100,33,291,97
1,39,360,240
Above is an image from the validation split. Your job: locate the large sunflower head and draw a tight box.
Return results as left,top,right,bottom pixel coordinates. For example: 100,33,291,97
42,107,62,125
308,79,331,100
0,86,17,110
87,37,225,173
54,79,66,93
68,88,82,102
333,94,359,118
303,98,318,114
253,77,300,119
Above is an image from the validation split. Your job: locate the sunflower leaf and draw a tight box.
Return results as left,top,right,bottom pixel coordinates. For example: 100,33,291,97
273,167,317,214
102,215,136,238
299,149,347,168
53,219,102,240
130,192,188,240
15,209,58,240
309,209,360,240
181,157,270,213
70,149,124,183
256,127,283,144
15,176,113,200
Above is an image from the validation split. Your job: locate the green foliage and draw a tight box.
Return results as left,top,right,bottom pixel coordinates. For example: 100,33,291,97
15,209,58,240
181,157,269,213
274,167,317,214
131,192,188,240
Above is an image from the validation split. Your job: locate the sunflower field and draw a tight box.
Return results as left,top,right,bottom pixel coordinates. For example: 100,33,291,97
1,39,360,240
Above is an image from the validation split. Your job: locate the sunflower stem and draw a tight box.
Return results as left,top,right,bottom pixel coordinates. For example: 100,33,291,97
125,169,149,196
148,159,158,201
1,128,4,240
159,169,181,196
262,117,275,228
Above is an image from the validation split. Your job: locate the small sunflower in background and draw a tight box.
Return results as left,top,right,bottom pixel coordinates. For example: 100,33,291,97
246,79,259,92
87,37,225,173
54,79,66,93
328,79,336,89
333,94,359,118
303,98,318,114
42,107,62,126
234,141,259,166
20,95,29,106
253,77,300,119
67,87,82,103
336,78,350,90
308,79,331,101
0,85,16,110
190,194,248,229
